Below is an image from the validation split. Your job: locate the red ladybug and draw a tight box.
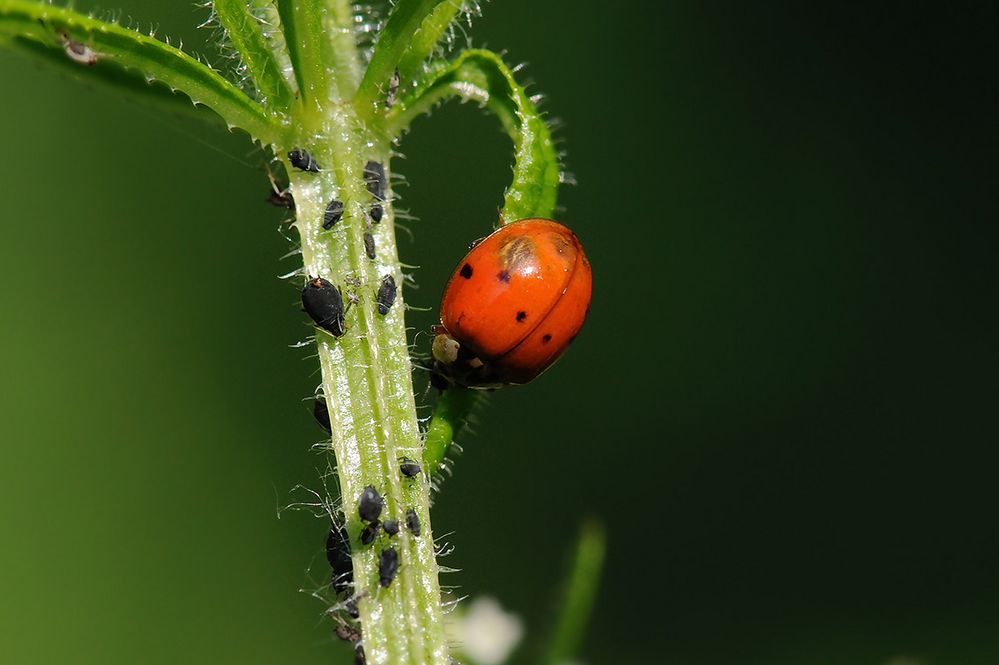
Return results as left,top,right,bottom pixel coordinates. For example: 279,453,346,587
433,218,592,385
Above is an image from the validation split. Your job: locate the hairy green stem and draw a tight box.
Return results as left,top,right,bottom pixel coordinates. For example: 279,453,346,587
285,25,447,665
542,520,606,665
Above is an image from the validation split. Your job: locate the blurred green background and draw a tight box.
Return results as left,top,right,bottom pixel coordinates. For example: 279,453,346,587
1,1,996,663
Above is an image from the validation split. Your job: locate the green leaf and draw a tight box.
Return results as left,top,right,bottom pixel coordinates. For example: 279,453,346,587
395,0,465,81
274,0,329,114
0,0,282,145
542,519,607,665
213,0,295,110
1,34,215,125
355,0,449,115
387,48,560,221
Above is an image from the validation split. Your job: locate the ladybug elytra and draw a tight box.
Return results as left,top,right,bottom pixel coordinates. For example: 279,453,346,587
433,218,592,385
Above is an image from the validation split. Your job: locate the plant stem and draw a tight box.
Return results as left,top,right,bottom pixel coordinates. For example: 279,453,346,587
541,520,606,665
283,18,447,665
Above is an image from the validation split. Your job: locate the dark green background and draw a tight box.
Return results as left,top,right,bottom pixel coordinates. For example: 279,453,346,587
1,2,996,663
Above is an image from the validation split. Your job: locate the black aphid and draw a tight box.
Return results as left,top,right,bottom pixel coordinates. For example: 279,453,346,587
405,508,421,537
378,547,399,588
357,485,384,522
399,458,421,478
267,190,294,209
335,623,361,642
376,275,397,315
385,69,400,108
302,276,345,337
382,519,400,536
370,203,384,223
355,644,366,665
313,395,331,433
364,160,386,200
61,32,97,65
288,148,321,172
364,232,376,260
323,199,344,230
326,523,353,594
360,521,381,545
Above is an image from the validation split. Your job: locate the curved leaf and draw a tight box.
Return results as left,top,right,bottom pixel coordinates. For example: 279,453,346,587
355,0,449,114
213,0,295,110
0,0,282,144
386,48,560,221
395,0,465,81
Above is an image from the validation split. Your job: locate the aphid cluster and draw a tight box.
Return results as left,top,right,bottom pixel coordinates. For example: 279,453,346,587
328,459,426,598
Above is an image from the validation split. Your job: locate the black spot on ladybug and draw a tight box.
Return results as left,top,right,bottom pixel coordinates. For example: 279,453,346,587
370,203,384,222
364,160,387,200
378,547,399,588
516,311,527,323
326,523,353,594
399,458,421,478
542,334,552,344
376,275,397,315
382,519,400,536
323,199,344,230
302,276,345,337
360,520,380,545
357,485,383,522
364,233,376,260
459,263,473,279
405,508,421,537
497,270,511,283
313,395,331,433
288,149,321,172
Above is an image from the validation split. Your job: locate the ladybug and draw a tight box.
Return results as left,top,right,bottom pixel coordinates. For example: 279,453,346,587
433,218,592,385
